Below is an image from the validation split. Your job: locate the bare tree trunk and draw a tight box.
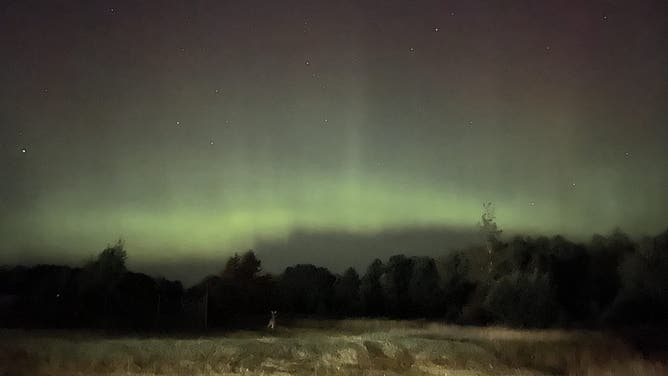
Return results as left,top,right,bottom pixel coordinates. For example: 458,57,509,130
487,242,494,274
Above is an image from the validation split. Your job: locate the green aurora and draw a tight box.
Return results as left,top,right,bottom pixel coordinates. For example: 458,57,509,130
1,1,667,273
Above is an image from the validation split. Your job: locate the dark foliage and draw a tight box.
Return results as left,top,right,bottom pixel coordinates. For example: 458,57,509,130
1,227,667,330
438,252,476,321
333,267,362,316
279,264,336,315
360,259,385,316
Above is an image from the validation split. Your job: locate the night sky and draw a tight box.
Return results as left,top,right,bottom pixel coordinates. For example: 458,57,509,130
1,1,667,280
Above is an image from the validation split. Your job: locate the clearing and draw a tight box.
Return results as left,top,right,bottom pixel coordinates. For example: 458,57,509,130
1,320,666,375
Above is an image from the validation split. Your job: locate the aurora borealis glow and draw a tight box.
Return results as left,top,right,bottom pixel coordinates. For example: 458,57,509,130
1,1,667,278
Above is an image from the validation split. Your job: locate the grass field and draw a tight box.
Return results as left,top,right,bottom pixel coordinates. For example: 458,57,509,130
1,320,666,375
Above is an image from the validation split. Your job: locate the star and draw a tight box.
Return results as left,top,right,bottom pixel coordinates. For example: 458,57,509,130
20,147,27,153
305,59,310,66
214,89,222,94
468,120,473,127
175,121,181,126
529,201,536,206
109,7,115,14
433,26,440,32
545,45,552,52
42,88,49,94
602,14,608,21
571,182,577,188
210,139,215,145
323,119,328,124
450,11,456,16
624,151,630,158
409,47,415,53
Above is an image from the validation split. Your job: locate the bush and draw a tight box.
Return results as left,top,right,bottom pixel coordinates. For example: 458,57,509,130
484,271,559,328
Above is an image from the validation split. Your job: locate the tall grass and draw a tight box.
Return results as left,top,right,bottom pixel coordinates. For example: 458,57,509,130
0,321,665,375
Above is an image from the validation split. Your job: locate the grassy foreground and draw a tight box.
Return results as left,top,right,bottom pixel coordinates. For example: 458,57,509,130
1,320,666,375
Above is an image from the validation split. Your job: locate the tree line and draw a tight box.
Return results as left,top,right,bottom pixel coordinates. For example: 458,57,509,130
1,225,667,330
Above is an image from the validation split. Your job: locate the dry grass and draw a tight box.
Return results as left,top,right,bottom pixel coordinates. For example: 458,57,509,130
0,321,665,375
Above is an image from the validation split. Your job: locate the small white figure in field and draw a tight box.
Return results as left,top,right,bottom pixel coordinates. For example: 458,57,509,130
267,310,277,330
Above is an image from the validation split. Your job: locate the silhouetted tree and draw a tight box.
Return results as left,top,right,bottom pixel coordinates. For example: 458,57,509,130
333,267,361,316
2,225,668,331
78,240,129,327
605,228,668,325
484,270,558,327
547,236,591,324
479,202,502,272
439,252,476,321
221,253,241,279
155,277,185,328
238,250,262,280
380,255,414,318
90,239,127,277
360,259,385,316
279,264,335,315
408,257,442,317
215,250,273,325
111,272,159,329
20,265,77,327
588,230,632,318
